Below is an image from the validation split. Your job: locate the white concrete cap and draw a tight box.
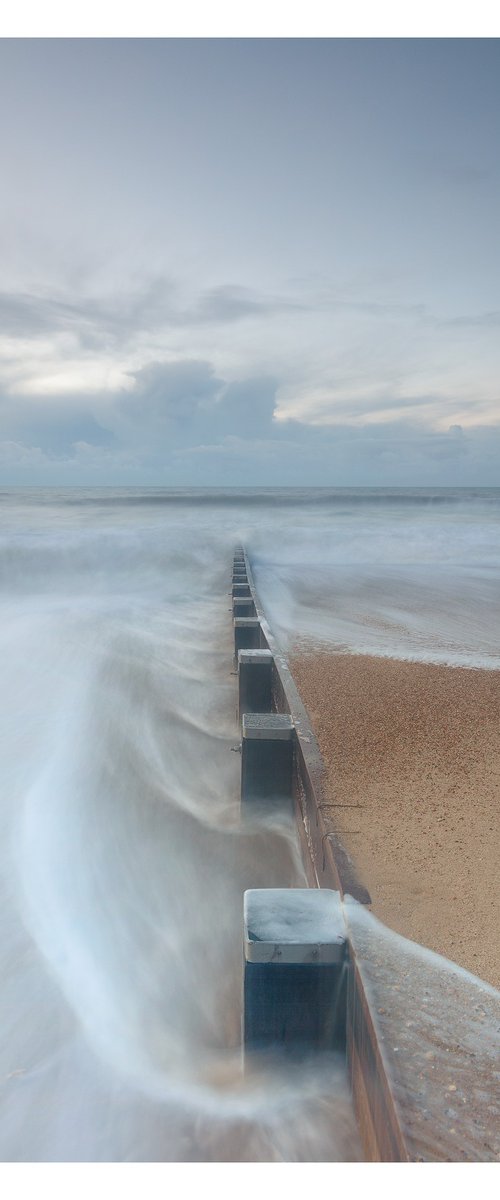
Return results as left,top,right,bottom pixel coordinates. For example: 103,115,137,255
242,713,294,740
238,649,273,666
244,888,346,964
234,617,260,627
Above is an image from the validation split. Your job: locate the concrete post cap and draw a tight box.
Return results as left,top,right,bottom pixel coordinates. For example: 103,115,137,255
238,649,273,665
244,888,346,964
242,713,294,739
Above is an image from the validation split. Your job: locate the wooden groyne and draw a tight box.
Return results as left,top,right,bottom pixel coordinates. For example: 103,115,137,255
232,546,500,1163
232,546,408,1160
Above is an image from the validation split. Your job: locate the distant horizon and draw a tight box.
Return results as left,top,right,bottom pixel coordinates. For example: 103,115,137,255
4,482,500,492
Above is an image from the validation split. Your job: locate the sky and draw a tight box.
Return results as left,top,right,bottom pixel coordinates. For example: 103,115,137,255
0,36,499,486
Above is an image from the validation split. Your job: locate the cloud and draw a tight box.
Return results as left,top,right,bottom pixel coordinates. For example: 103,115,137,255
1,327,499,485
166,418,500,486
0,276,177,349
125,359,222,422
192,284,303,323
0,440,51,468
0,436,141,479
442,311,500,330
0,275,441,387
0,397,115,454
2,405,500,487
213,377,278,439
0,277,303,354
0,359,278,473
108,361,278,454
1,270,499,443
278,389,442,426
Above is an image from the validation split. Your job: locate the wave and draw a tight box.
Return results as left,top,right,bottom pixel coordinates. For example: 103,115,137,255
0,488,498,1158
2,485,500,511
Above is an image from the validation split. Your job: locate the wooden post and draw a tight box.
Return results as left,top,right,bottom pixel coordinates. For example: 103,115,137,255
238,649,273,722
234,617,261,656
233,596,256,618
244,888,347,1055
240,713,294,810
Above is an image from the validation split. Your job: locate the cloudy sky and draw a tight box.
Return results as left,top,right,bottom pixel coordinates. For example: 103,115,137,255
1,37,499,485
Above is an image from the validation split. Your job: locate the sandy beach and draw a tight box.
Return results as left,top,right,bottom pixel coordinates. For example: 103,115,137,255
291,651,500,991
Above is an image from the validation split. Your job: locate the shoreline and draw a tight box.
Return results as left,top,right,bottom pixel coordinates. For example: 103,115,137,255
290,648,500,991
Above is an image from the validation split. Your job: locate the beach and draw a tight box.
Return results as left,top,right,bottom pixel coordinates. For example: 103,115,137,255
1,485,499,1159
291,650,500,990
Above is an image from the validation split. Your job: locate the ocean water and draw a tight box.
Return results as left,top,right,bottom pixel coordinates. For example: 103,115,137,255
246,487,500,668
0,486,499,1161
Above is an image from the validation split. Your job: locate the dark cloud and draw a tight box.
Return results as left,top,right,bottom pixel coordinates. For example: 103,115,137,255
125,359,222,422
212,377,277,438
192,284,303,323
1,352,499,487
0,360,278,467
0,395,115,455
4,272,498,400
0,278,304,358
114,361,278,455
170,418,500,486
442,311,500,330
0,276,177,350
0,275,437,378
321,298,428,322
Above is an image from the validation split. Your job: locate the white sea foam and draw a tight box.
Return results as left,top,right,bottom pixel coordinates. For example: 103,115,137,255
246,491,500,667
0,487,498,1160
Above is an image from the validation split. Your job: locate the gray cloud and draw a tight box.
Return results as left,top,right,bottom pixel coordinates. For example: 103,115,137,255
125,359,223,422
192,284,303,323
168,418,500,486
112,361,278,454
441,311,500,330
0,277,305,359
0,276,177,350
298,392,442,423
214,377,278,438
0,400,114,455
1,349,499,487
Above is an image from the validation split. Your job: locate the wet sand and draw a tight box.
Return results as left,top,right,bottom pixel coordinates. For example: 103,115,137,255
291,651,500,991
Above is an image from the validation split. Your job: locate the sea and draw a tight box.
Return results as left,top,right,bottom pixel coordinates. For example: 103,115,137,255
0,486,499,1161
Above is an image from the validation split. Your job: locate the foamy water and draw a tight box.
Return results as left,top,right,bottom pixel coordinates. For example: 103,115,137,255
0,487,498,1160
248,487,500,668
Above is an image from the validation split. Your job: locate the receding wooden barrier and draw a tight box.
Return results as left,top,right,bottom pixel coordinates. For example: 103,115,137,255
235,547,408,1161
237,552,370,904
